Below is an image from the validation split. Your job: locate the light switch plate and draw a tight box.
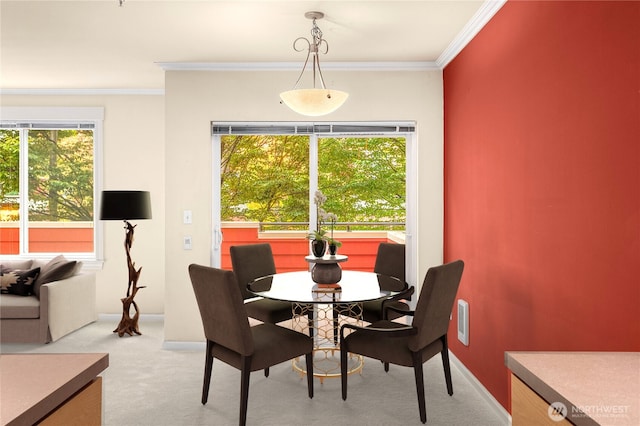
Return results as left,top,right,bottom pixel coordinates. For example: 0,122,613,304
183,210,192,224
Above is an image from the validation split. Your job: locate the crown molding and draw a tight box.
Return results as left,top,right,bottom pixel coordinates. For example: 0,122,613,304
156,0,507,75
0,88,164,96
1,0,504,94
436,0,507,68
156,61,439,72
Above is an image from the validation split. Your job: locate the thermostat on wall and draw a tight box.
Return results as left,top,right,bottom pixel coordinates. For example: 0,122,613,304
458,299,469,346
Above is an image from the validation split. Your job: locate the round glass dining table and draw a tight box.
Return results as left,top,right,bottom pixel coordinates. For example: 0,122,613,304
250,270,404,380
249,270,402,304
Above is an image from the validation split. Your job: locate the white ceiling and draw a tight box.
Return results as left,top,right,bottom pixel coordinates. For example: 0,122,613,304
0,0,503,91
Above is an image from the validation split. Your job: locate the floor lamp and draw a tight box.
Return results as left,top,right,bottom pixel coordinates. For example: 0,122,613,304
100,190,152,337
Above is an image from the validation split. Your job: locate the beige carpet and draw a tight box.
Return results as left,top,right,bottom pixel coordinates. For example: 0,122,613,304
1,317,508,426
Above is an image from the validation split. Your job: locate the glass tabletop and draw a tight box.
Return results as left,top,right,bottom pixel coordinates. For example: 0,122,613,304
249,270,404,304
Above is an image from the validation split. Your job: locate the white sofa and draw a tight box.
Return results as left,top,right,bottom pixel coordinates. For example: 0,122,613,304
0,256,97,343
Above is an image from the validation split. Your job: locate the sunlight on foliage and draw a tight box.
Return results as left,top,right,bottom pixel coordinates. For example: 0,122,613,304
221,135,405,231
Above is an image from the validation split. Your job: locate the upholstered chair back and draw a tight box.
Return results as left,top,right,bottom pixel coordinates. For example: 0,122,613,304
373,242,406,289
409,260,464,353
230,243,277,300
188,264,254,356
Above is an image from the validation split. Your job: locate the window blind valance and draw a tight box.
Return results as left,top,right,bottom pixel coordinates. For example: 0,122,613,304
211,122,416,136
0,122,96,130
0,121,96,130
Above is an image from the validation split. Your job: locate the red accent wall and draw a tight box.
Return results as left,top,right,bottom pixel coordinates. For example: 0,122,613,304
443,1,640,411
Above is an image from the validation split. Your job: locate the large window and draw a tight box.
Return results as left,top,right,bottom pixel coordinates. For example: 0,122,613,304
221,134,310,225
0,107,103,258
318,136,406,231
220,134,406,231
212,122,415,277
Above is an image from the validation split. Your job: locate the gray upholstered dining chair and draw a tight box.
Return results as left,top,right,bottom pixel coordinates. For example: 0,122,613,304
188,264,314,426
230,243,293,324
333,243,413,344
339,260,464,424
364,242,413,322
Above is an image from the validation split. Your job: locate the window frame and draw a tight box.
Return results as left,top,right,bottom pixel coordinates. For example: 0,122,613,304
0,107,104,268
211,121,418,291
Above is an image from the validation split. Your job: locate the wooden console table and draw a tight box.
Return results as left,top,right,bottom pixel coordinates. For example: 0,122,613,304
0,353,109,426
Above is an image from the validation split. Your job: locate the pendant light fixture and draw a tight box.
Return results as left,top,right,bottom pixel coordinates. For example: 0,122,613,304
280,11,348,116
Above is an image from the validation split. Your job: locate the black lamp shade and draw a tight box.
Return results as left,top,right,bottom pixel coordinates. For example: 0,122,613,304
100,191,152,220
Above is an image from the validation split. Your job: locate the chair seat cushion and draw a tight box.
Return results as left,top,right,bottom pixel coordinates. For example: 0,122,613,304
212,323,312,372
344,320,443,367
245,298,293,323
250,324,313,371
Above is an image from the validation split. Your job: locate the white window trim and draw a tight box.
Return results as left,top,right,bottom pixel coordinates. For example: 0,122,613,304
0,106,104,270
210,121,417,293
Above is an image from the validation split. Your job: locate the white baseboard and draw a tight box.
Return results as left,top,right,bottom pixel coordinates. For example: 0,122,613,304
449,350,512,425
98,313,205,350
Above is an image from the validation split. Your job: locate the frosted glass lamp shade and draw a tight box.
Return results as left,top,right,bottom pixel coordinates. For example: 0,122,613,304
280,88,348,116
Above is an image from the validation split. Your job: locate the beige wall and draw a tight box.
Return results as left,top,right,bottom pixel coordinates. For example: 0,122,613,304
164,70,444,342
1,69,444,342
0,94,166,315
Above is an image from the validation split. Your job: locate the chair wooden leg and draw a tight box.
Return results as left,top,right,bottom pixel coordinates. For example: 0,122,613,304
202,340,214,404
413,351,427,424
384,362,390,372
239,356,252,426
308,311,314,339
264,367,269,377
441,335,453,396
340,339,348,400
305,352,314,398
332,306,339,346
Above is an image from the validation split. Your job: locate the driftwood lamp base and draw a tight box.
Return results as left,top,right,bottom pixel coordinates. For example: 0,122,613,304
114,221,146,337
114,292,142,337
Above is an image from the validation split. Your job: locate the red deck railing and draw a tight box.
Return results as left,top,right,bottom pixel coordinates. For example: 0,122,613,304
220,223,404,273
1,222,404,268
0,224,93,254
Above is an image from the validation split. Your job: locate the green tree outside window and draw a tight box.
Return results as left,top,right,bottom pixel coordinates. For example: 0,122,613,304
221,135,405,230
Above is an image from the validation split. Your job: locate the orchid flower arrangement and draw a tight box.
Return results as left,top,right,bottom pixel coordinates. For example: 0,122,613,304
325,212,342,247
307,190,340,247
308,190,328,241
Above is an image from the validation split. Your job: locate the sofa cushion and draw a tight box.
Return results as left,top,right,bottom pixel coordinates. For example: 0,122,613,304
0,267,41,296
0,260,33,272
0,293,40,318
33,255,79,298
0,260,35,296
